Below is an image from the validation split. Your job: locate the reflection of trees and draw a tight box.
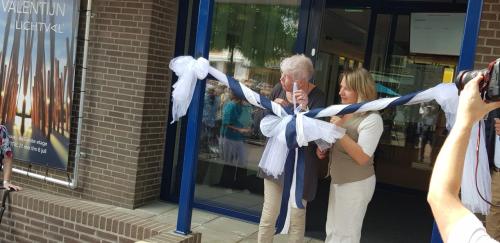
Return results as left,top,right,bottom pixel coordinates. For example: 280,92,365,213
210,3,298,75
0,0,76,138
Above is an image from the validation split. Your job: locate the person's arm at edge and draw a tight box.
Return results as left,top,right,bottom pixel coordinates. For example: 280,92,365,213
427,116,475,243
2,154,21,191
427,75,500,242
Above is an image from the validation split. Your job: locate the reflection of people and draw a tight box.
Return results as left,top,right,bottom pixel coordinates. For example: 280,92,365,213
258,54,326,243
427,75,499,243
0,126,22,191
418,102,438,162
486,110,500,240
431,112,447,164
201,86,220,154
218,93,251,189
251,82,273,140
318,68,383,243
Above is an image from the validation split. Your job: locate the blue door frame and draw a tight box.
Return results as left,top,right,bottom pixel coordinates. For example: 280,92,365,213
166,0,483,238
175,0,214,235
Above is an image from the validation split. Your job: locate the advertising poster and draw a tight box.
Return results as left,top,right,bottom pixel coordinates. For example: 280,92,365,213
0,0,80,170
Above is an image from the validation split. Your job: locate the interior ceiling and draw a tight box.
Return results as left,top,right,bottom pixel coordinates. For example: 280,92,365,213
322,8,371,48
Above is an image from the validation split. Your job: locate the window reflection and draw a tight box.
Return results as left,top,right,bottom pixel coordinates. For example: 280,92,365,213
195,0,300,214
371,15,457,174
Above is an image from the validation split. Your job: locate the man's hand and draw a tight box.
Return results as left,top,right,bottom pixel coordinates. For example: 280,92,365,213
457,75,500,126
293,89,309,110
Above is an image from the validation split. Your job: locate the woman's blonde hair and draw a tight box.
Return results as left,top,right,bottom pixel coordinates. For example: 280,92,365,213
280,54,314,82
341,68,377,102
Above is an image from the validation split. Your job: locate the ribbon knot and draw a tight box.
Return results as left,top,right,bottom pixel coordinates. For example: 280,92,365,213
295,113,308,147
169,56,210,123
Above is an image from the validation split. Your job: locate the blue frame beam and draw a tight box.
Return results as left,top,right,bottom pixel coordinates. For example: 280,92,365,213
294,0,312,54
457,0,483,71
161,0,190,203
431,0,484,242
363,8,378,69
175,0,214,235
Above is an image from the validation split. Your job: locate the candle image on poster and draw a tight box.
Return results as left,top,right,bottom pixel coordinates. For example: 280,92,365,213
0,0,80,170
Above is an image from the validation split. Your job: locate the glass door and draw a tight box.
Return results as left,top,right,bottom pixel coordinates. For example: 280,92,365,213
194,0,303,219
306,7,372,238
314,8,372,106
369,14,459,190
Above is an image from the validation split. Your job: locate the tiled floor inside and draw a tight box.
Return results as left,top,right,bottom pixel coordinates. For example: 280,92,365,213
136,200,322,243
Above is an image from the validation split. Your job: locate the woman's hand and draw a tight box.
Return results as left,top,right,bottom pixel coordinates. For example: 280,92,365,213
3,181,22,191
274,98,289,107
238,127,251,133
330,115,351,127
457,75,500,126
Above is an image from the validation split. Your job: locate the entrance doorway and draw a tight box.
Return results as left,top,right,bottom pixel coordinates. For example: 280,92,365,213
165,0,469,241
306,2,465,241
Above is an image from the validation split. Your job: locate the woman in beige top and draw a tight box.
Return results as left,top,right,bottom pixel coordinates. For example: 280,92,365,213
317,68,383,243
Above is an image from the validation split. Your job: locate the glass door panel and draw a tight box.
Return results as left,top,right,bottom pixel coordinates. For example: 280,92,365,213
370,14,459,190
195,0,302,215
315,8,371,106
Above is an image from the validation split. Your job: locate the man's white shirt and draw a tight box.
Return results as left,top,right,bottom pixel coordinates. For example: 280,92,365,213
448,213,498,243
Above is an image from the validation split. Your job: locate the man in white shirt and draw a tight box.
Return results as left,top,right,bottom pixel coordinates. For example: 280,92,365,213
427,75,499,243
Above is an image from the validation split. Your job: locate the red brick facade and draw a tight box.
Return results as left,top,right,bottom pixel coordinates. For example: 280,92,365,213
8,0,177,209
475,0,500,68
0,189,200,242
0,0,191,241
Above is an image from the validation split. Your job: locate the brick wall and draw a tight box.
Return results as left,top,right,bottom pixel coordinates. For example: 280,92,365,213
135,0,177,206
7,0,178,209
0,189,200,243
475,0,500,69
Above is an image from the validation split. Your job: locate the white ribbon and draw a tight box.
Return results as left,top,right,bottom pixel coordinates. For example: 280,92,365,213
462,121,491,215
434,85,490,215
295,113,308,147
169,56,210,123
258,114,345,178
168,56,492,215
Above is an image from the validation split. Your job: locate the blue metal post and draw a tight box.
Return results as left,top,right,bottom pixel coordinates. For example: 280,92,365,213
294,0,312,54
457,0,483,71
431,0,483,242
175,0,214,235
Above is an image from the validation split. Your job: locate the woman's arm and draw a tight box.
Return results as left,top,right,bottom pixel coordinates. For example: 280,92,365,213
427,75,500,242
2,156,21,191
